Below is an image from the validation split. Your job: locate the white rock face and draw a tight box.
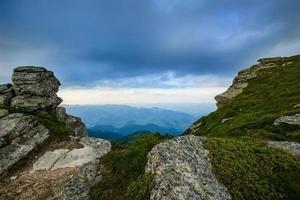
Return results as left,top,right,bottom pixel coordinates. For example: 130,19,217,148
32,137,111,172
146,135,231,200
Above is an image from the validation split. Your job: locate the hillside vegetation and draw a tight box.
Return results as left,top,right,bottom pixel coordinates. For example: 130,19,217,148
185,55,300,199
191,55,300,141
204,137,300,200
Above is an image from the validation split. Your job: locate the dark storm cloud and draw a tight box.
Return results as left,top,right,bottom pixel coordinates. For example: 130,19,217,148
0,0,300,86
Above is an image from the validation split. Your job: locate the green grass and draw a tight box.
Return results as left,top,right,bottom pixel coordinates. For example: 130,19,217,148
204,137,300,200
193,55,300,141
89,133,173,200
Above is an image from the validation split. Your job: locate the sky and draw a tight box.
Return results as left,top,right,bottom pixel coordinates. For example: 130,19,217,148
1,0,300,105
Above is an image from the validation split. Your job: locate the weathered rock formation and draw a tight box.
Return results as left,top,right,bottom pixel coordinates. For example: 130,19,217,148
146,135,231,200
10,66,62,112
0,66,111,200
215,57,290,108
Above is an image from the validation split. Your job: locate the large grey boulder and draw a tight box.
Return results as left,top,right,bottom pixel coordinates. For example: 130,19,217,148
146,135,231,200
10,66,62,112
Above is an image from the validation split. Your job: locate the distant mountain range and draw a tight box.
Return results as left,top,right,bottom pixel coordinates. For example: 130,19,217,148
65,104,197,139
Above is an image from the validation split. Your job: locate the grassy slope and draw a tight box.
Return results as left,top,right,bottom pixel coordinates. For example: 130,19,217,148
189,55,300,199
89,133,173,200
193,55,300,141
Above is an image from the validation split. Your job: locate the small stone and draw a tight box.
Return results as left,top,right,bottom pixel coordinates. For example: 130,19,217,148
293,104,300,108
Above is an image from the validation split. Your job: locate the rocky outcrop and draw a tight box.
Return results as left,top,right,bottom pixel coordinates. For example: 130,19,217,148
10,66,62,112
267,141,300,157
146,135,231,200
215,56,288,108
0,67,64,177
0,66,111,199
274,114,300,126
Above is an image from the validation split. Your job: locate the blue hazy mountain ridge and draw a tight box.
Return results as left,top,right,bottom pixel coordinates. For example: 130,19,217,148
65,104,198,137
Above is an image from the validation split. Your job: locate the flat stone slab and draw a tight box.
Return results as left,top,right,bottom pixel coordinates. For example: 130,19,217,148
31,138,111,172
32,149,69,172
52,147,97,170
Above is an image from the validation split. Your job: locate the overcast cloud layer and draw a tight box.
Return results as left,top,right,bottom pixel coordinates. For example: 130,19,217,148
0,0,300,103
